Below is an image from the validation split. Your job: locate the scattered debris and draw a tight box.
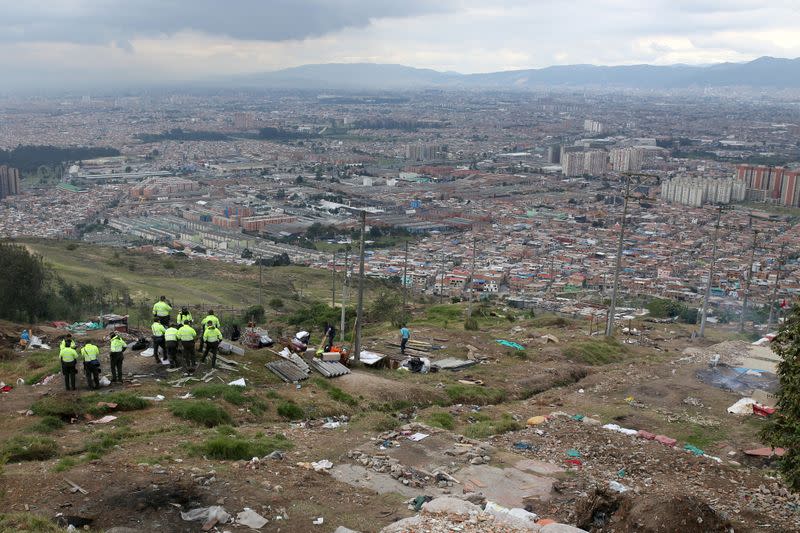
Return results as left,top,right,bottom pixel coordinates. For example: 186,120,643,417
64,479,88,495
227,377,246,387
236,508,268,529
90,415,118,424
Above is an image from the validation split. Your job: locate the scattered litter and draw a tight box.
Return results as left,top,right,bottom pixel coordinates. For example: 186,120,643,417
608,481,629,493
408,432,429,442
64,479,88,495
727,398,757,415
638,430,656,440
684,444,705,456
540,334,560,344
602,423,639,436
358,350,387,366
90,415,117,424
564,459,583,467
321,421,342,429
34,374,59,386
617,469,626,478
513,441,535,451
457,378,484,386
228,378,246,387
566,449,581,458
753,404,776,417
655,435,677,447
683,397,704,407
139,395,165,402
495,339,524,350
178,392,194,400
96,402,118,409
744,447,786,457
312,517,324,525
526,415,548,426
236,508,268,529
485,500,539,523
1,384,13,393
310,459,333,472
181,506,230,525
140,348,154,357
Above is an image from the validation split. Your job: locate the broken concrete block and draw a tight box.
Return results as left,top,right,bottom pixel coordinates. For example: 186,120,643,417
421,496,481,516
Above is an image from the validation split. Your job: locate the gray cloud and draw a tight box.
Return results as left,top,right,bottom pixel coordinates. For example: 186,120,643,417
0,0,452,44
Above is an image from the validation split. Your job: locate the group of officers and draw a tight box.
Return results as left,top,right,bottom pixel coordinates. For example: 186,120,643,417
57,296,224,391
150,296,223,371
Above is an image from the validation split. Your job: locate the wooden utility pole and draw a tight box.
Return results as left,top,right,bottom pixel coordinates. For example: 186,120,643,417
331,251,336,307
402,241,409,311
340,248,349,342
699,205,727,338
467,235,477,318
766,244,786,333
739,228,758,333
258,254,263,308
606,175,632,336
353,211,367,362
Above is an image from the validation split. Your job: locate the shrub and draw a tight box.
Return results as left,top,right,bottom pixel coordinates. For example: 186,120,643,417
426,411,455,430
65,243,78,251
87,392,150,414
562,337,625,365
191,434,291,461
53,457,77,472
464,317,479,331
162,259,176,270
192,384,247,406
269,298,284,310
372,414,400,432
30,397,83,418
464,414,520,439
444,385,506,406
29,416,64,434
328,387,358,406
276,401,304,420
169,400,232,427
0,435,58,462
530,315,569,328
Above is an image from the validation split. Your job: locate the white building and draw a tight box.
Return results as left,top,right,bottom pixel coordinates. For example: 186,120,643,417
610,147,645,172
661,176,746,207
562,152,585,177
584,150,608,176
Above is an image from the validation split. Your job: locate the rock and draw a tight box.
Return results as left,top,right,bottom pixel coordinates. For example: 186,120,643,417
540,523,589,532
470,457,485,465
334,527,362,533
105,529,141,533
380,516,423,533
421,496,481,516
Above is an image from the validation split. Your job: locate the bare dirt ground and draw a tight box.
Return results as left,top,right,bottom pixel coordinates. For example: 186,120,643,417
0,316,798,532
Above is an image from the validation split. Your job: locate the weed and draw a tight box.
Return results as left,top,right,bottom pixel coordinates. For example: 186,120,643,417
28,416,65,434
464,414,521,439
0,435,58,462
0,512,63,532
563,337,625,365
372,414,400,432
327,387,358,406
169,400,233,427
531,315,570,328
53,457,77,472
425,305,463,325
276,401,304,420
426,411,455,430
191,434,292,461
192,384,247,406
86,392,150,414
85,429,130,457
464,317,479,331
444,385,506,406
373,399,414,412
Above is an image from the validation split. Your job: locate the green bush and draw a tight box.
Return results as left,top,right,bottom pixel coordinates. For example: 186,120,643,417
269,298,284,310
87,392,150,414
276,401,304,420
169,400,232,427
191,434,292,460
30,397,83,418
192,384,247,406
444,385,506,406
242,305,265,323
0,512,63,532
28,416,64,434
563,337,625,365
426,411,455,430
464,317,479,331
0,435,58,462
464,413,521,439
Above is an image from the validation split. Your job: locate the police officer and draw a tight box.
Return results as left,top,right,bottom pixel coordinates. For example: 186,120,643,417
151,319,166,362
164,323,179,368
202,322,223,369
199,310,220,352
60,334,77,351
176,307,193,326
177,321,197,371
59,343,79,391
109,333,126,383
80,342,101,390
152,295,172,327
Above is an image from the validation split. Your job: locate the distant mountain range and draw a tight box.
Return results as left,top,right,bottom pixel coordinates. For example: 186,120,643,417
229,57,800,90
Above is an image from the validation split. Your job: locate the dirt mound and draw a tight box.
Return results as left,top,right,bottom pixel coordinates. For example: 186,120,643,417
576,489,732,533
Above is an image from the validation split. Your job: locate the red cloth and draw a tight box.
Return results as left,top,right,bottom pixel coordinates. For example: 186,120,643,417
1,385,12,393
654,435,677,447
637,430,656,440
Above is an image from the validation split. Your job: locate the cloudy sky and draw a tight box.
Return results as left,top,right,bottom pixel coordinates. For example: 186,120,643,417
1,0,799,89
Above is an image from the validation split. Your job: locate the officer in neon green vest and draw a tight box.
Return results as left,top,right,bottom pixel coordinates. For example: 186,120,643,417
80,342,101,390
59,344,79,391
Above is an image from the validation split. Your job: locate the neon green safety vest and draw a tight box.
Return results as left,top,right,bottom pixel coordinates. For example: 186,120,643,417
80,344,100,362
110,337,126,353
164,327,178,342
153,301,172,317
60,347,78,363
152,322,166,336
60,339,76,350
177,312,193,324
203,326,222,343
177,325,197,341
201,315,220,328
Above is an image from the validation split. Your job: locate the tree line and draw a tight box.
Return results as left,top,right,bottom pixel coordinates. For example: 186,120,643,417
0,145,121,173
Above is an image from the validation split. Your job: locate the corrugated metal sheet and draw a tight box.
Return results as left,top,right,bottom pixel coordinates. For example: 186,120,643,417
266,360,309,383
309,358,351,378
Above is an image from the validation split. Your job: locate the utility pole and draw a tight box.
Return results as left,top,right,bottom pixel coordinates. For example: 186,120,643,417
467,235,477,318
258,254,263,308
606,175,632,336
699,205,727,338
353,211,366,362
340,247,349,343
439,250,446,304
331,251,336,307
739,227,758,333
766,244,785,333
402,241,409,312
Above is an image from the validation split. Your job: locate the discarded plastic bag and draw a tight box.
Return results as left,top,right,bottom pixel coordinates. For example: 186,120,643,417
727,398,756,415
140,348,154,357
609,481,629,493
236,508,268,529
311,459,333,472
99,376,111,387
180,505,230,524
228,378,246,387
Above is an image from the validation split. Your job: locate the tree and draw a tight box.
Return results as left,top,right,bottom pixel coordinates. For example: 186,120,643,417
762,304,800,490
0,243,49,322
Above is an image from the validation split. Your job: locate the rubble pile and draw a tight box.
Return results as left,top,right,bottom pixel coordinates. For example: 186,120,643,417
495,414,800,530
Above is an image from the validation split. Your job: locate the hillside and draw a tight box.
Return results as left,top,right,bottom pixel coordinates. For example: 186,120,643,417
0,243,797,532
